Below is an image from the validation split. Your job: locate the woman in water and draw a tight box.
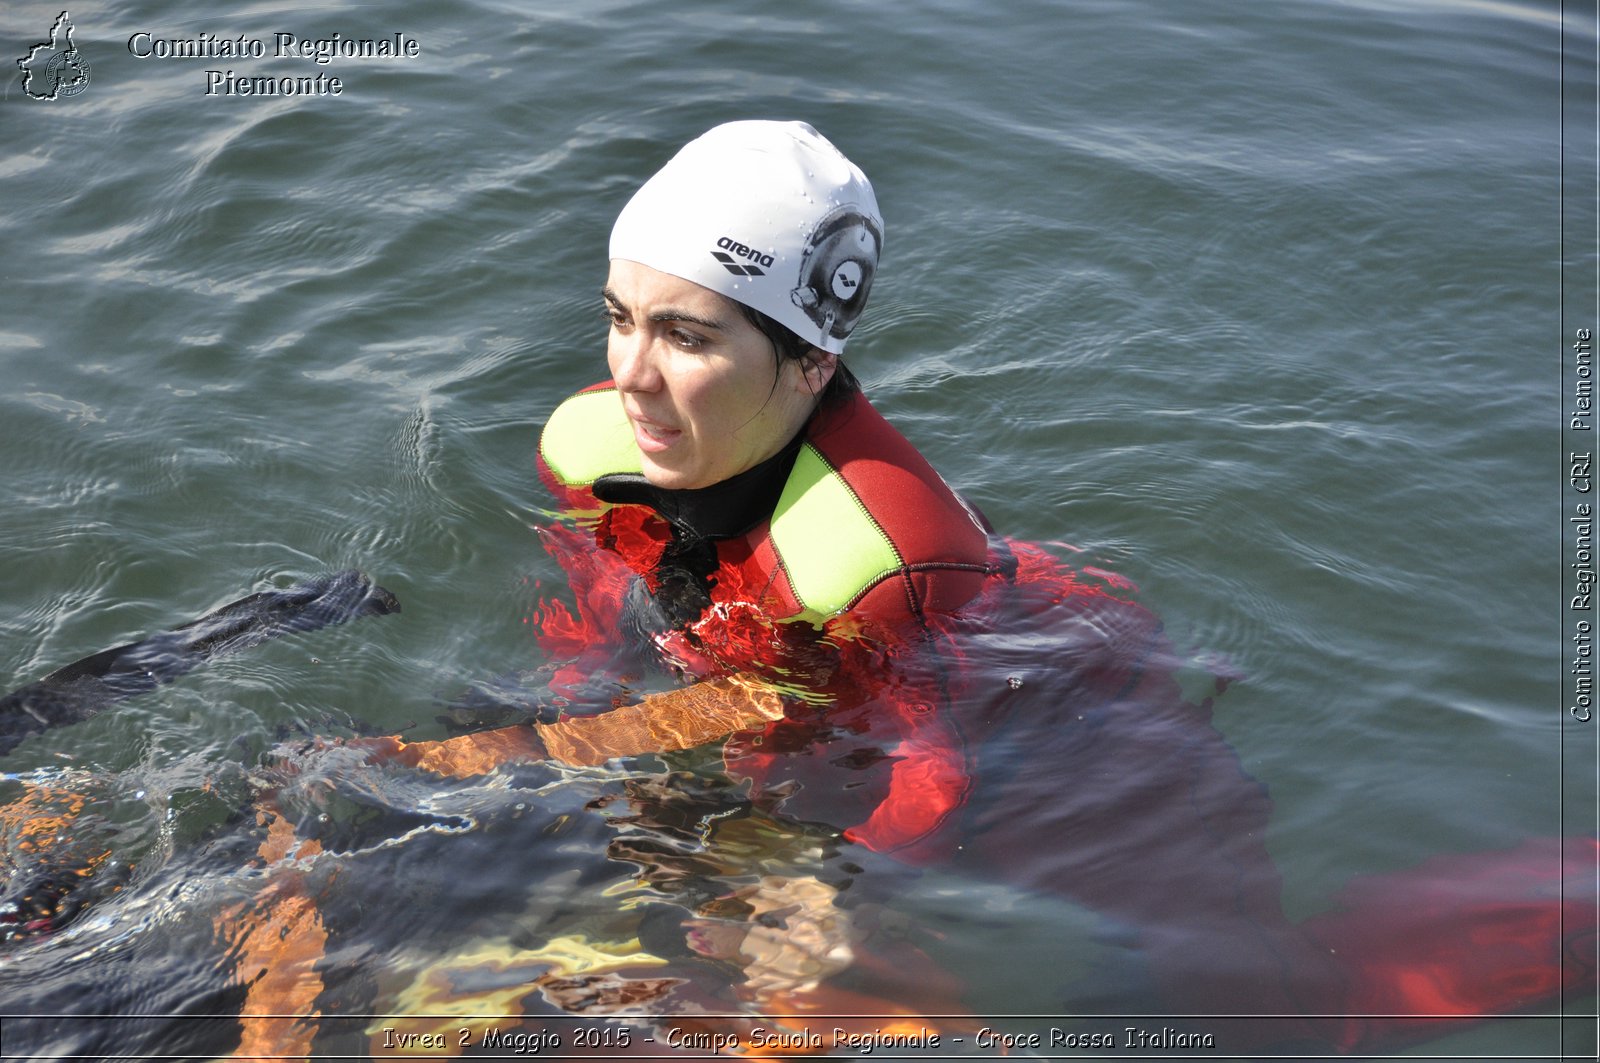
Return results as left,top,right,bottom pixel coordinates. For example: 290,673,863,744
380,120,1008,857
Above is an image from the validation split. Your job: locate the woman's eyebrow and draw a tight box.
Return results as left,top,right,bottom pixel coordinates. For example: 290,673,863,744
602,287,727,332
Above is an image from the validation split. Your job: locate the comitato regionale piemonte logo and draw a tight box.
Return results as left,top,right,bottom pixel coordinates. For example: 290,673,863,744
18,11,91,100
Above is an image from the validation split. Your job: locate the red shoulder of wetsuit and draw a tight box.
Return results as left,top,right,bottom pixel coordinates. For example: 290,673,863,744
801,393,991,625
693,391,991,632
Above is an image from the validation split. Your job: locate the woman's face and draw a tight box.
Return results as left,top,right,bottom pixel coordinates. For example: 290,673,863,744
604,259,832,490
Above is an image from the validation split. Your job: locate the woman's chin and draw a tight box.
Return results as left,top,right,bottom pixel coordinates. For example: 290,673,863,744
638,455,703,491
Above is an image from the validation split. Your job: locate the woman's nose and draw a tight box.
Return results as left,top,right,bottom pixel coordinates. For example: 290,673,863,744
610,330,662,393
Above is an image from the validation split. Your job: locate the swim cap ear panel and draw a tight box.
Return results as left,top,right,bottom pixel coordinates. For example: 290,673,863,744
791,205,882,343
609,120,883,355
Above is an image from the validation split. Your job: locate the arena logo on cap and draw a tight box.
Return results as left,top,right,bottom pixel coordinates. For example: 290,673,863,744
17,11,91,100
711,237,774,277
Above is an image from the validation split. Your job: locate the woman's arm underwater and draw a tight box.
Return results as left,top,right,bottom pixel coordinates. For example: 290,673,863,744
357,672,788,775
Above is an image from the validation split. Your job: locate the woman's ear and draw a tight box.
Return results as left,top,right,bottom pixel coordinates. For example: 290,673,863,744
797,347,837,396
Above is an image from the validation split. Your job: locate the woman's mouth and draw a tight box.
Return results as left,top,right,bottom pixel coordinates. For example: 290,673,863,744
629,413,682,453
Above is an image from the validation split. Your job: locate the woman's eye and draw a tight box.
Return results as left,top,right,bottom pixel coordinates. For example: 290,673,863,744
670,329,704,350
604,307,628,330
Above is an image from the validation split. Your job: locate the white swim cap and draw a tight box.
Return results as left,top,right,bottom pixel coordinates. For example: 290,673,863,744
609,120,883,355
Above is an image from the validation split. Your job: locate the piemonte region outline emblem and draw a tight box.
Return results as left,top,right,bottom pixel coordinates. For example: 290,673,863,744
18,11,91,100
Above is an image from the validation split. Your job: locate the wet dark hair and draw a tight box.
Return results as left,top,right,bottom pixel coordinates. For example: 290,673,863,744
736,302,860,409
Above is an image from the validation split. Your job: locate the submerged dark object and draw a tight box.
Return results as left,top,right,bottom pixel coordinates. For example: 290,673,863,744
0,571,400,756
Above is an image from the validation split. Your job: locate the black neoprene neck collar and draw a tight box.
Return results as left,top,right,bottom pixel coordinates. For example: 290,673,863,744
591,429,807,541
